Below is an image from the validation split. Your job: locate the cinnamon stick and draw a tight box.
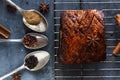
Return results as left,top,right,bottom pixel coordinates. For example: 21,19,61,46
113,42,120,56
0,25,11,38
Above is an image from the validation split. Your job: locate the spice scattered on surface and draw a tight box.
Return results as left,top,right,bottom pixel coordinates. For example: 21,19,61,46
23,34,37,48
25,55,38,69
24,11,41,25
39,3,49,13
26,2,29,5
0,24,11,38
113,42,120,56
6,4,16,13
114,14,120,26
12,73,21,80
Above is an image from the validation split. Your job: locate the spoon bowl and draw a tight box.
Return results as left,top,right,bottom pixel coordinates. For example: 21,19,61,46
23,10,48,32
23,33,48,49
6,0,48,32
0,50,50,80
24,51,50,71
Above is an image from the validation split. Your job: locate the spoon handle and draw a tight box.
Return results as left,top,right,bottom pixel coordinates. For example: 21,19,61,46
0,39,22,42
0,65,25,80
6,0,24,14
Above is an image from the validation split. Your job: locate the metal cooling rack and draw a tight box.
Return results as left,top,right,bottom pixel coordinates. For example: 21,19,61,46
54,0,120,80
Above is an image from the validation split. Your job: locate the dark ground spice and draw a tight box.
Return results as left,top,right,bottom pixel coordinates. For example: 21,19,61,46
23,34,37,48
25,55,38,69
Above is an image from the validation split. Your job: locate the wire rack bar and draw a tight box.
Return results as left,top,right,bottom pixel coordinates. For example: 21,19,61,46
54,2,120,4
54,16,113,19
55,76,120,78
54,9,120,12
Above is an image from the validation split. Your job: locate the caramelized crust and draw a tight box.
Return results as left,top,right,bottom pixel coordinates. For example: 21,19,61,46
59,10,106,64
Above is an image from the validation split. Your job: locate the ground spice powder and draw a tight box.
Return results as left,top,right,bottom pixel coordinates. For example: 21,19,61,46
24,11,41,25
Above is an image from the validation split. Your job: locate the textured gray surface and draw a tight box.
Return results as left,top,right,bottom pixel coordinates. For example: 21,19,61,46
0,0,54,80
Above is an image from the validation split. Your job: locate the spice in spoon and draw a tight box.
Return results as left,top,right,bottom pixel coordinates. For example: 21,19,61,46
23,34,38,48
24,11,41,25
25,55,38,69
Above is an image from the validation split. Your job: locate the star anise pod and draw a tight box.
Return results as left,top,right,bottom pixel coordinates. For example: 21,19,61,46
12,73,21,80
87,34,100,47
39,3,49,13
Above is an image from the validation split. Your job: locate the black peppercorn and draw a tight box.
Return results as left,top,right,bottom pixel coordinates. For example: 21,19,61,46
26,2,29,5
25,56,38,69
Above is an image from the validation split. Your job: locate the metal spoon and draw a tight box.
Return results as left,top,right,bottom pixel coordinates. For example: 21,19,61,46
5,0,48,32
0,50,50,80
0,33,48,49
